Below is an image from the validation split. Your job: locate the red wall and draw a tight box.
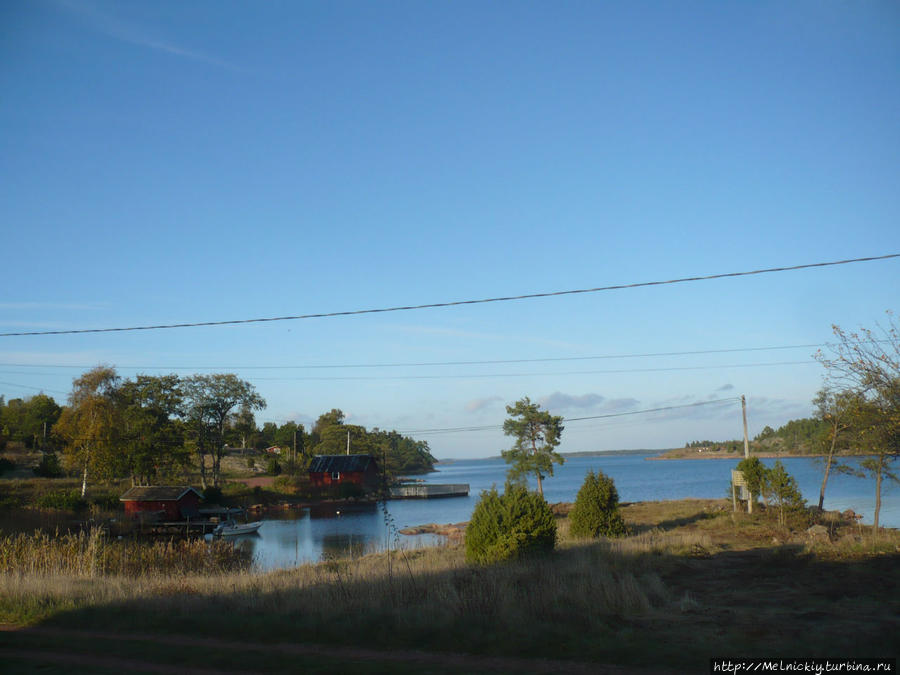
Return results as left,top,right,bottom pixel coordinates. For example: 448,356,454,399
124,493,200,520
310,470,369,488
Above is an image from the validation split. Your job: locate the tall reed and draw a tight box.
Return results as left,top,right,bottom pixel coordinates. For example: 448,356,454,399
0,528,252,577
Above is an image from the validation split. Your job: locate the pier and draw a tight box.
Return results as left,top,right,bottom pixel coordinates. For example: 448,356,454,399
389,483,469,499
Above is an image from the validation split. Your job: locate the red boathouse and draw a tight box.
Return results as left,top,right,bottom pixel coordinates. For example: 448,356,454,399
120,486,203,520
308,454,379,489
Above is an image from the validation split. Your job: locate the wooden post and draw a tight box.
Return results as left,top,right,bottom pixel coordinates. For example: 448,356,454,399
732,469,751,514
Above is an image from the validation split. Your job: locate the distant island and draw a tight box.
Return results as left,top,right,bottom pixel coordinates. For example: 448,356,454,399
652,415,852,460
561,449,673,458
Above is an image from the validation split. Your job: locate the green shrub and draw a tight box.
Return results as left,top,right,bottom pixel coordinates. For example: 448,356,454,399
33,452,63,478
766,460,806,526
35,489,88,512
569,469,627,538
735,457,767,499
89,492,121,511
266,457,282,476
465,484,556,565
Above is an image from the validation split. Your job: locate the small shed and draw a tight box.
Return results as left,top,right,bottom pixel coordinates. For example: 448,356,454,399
120,486,203,521
308,454,379,489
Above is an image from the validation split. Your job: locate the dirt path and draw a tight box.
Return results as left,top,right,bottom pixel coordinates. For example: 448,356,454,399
0,625,679,674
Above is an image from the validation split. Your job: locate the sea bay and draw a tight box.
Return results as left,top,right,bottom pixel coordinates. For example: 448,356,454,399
238,453,899,570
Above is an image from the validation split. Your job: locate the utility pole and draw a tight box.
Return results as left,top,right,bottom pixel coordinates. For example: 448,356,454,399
742,394,752,514
741,395,750,459
346,430,350,456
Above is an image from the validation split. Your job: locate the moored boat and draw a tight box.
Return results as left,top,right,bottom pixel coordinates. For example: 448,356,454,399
214,519,262,536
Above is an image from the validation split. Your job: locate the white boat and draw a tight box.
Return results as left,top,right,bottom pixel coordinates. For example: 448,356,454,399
214,519,262,536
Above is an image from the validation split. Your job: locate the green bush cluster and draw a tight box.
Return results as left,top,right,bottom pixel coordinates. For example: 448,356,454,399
465,484,556,564
732,458,806,526
766,460,806,526
569,469,627,538
266,456,282,476
35,489,88,512
33,452,63,478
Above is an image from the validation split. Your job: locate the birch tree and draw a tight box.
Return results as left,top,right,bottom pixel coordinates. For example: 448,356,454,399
817,313,900,535
812,387,856,511
54,366,120,497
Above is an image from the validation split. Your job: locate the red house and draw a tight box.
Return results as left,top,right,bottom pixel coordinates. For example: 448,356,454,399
120,486,203,521
308,454,379,489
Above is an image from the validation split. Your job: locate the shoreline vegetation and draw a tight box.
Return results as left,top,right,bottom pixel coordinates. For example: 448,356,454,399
648,448,867,460
1,498,897,672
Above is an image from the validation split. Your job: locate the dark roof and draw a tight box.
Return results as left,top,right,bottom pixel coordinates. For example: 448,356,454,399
120,486,203,502
308,454,377,474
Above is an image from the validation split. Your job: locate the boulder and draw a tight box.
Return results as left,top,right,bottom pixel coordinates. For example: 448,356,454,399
806,524,829,541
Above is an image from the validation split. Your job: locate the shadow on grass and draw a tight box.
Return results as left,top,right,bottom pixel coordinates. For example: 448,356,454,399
14,536,899,672
627,509,720,534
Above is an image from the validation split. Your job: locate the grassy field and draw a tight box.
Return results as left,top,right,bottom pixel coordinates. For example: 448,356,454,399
1,499,898,673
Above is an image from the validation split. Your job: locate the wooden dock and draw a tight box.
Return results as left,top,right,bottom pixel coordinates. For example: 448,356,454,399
389,483,469,499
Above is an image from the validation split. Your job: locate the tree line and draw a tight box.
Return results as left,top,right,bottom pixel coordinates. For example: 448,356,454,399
0,367,435,496
686,417,828,453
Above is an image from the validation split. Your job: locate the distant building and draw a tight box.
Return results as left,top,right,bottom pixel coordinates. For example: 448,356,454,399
308,454,379,489
120,486,203,520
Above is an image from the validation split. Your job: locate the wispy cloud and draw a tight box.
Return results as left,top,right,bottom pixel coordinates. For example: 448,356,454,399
270,412,315,428
745,396,811,421
465,396,503,413
716,383,735,392
0,350,113,366
0,301,107,311
57,0,243,71
0,321,73,330
538,391,641,415
539,392,606,410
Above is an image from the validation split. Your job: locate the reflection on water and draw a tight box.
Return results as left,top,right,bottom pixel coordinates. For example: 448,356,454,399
307,502,377,519
320,533,371,560
220,453,897,571
219,501,444,571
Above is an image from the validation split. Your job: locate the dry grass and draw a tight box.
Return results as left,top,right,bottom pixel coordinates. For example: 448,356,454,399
1,498,897,668
0,528,251,577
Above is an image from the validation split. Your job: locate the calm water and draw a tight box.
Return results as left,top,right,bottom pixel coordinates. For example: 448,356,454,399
229,453,899,570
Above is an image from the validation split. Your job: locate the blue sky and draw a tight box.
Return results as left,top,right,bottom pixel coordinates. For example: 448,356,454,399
2,1,898,458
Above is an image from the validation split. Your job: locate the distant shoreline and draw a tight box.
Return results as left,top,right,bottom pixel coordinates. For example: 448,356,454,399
435,448,673,463
648,451,860,461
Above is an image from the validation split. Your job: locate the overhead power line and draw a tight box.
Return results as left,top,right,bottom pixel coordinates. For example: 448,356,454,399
1,360,809,384
0,341,830,371
0,380,69,396
402,397,741,436
2,254,896,338
236,360,815,381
